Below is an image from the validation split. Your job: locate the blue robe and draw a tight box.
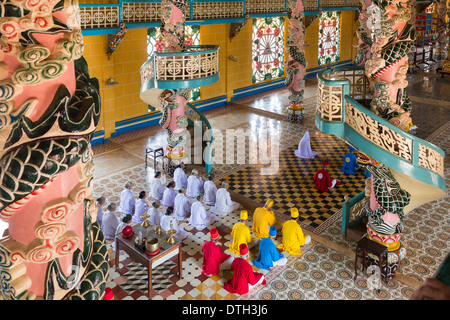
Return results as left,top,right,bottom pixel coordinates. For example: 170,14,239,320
339,152,359,175
252,238,284,270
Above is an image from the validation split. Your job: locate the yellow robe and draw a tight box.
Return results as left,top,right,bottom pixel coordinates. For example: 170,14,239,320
229,222,255,255
277,220,307,255
252,207,277,238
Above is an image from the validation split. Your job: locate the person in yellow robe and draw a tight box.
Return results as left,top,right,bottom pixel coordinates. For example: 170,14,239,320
277,208,311,255
229,210,260,255
252,199,281,239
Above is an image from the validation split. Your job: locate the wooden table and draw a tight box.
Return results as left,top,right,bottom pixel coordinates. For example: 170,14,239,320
354,236,388,290
115,225,182,299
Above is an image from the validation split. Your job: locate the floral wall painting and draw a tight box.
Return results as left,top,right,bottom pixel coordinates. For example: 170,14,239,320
318,11,341,65
252,17,285,83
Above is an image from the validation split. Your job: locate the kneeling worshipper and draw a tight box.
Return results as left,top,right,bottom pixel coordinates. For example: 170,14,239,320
161,181,177,207
203,173,218,206
295,131,319,159
173,162,188,191
224,244,266,295
186,169,204,198
102,203,120,241
188,194,219,229
96,196,106,228
277,208,311,255
339,146,360,175
252,199,281,239
174,187,192,221
148,199,164,226
252,226,287,270
202,228,234,276
229,210,260,255
132,191,149,223
211,181,242,216
313,160,342,192
118,181,135,216
160,207,189,240
116,214,132,235
149,171,165,200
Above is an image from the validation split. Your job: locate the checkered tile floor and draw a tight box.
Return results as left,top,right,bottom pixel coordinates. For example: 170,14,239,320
224,134,366,230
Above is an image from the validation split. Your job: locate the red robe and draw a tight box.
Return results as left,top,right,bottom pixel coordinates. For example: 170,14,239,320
313,168,333,192
202,241,231,276
223,257,266,295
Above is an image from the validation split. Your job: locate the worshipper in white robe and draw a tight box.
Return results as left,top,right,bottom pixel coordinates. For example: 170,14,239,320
132,191,149,223
118,181,135,216
102,203,120,240
174,187,192,221
186,169,204,198
161,181,177,207
160,207,189,240
294,131,319,159
210,181,242,216
173,163,187,191
188,194,219,229
96,196,106,228
148,199,164,226
116,214,132,235
149,171,165,200
203,173,217,206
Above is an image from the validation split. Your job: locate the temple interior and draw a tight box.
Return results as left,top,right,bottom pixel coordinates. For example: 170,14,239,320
0,0,449,301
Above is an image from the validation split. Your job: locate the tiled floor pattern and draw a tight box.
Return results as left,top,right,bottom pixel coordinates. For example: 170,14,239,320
93,70,449,301
223,135,366,231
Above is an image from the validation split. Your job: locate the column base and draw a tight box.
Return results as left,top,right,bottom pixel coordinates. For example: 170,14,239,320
287,104,304,122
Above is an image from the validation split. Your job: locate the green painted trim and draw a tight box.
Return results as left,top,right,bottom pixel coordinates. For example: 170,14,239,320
342,190,365,236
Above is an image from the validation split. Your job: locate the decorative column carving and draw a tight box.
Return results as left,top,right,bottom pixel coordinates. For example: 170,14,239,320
0,0,108,299
354,0,373,66
285,0,307,122
357,154,411,279
365,0,415,132
158,0,190,174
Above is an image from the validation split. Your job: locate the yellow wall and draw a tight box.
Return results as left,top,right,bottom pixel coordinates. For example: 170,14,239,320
83,12,358,139
83,29,149,139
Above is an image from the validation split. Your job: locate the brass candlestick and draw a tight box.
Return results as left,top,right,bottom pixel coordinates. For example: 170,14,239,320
166,219,176,244
141,212,151,238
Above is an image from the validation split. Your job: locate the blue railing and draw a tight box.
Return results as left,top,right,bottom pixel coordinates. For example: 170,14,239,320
79,0,359,35
316,66,446,193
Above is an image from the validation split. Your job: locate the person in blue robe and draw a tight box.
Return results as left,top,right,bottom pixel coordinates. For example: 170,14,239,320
252,226,287,270
339,146,360,175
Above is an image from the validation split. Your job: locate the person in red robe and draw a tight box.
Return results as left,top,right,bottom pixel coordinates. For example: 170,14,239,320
202,228,234,276
313,160,342,192
223,243,266,295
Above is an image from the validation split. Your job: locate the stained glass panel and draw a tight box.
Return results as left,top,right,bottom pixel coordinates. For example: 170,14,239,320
318,11,341,65
147,25,201,105
252,17,285,84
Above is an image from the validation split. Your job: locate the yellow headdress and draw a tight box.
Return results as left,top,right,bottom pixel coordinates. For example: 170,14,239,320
291,207,299,218
240,210,248,220
265,199,274,208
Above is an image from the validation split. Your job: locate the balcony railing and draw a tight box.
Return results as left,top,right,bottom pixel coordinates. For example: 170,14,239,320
79,0,359,33
140,45,220,89
316,66,445,192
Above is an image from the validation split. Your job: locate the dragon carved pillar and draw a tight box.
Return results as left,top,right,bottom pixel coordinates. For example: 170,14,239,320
365,0,415,132
357,155,411,279
285,0,307,122
355,0,374,66
436,0,449,60
158,0,190,174
0,0,108,299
